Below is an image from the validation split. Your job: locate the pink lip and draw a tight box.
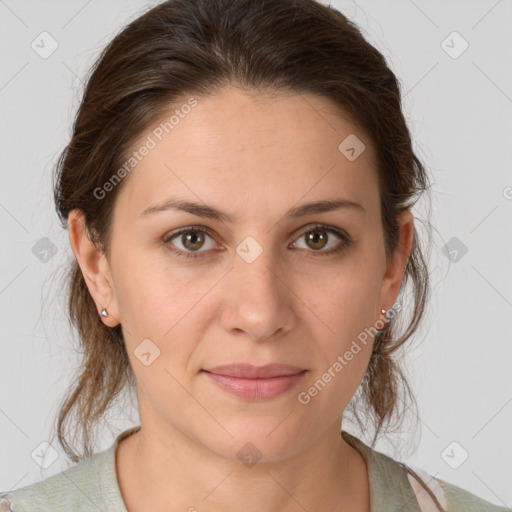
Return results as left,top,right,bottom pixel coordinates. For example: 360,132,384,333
202,364,307,400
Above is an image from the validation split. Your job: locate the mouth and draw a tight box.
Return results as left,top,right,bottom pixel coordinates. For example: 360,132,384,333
203,363,306,378
201,364,307,400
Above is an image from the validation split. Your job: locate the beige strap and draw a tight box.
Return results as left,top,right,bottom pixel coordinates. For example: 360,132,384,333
406,468,448,511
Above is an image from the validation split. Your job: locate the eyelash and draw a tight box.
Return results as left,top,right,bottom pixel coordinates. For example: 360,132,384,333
162,223,352,260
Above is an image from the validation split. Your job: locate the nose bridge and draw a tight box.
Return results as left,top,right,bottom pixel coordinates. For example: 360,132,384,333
237,242,279,296
220,236,294,340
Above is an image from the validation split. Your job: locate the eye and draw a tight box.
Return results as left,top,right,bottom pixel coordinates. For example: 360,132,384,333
290,224,350,255
163,226,217,259
163,223,351,260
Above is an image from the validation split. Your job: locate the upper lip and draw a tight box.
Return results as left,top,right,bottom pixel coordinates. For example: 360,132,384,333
203,364,306,379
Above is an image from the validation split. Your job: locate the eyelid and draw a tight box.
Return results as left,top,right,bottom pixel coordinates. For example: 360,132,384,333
163,224,216,242
163,223,351,259
288,223,351,254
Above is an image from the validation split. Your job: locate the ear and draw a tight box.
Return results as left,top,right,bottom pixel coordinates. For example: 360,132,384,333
67,209,120,327
378,209,414,314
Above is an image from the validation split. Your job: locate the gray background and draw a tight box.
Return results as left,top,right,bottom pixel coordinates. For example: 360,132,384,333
1,0,511,507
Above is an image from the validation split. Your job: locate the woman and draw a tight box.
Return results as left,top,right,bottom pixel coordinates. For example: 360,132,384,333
1,0,509,510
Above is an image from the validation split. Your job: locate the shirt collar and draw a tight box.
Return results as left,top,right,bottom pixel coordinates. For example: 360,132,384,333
341,430,422,511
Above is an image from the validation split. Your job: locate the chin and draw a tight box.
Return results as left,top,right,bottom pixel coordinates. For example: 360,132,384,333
199,416,315,464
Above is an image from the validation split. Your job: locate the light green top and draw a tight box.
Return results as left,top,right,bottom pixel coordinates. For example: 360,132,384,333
1,426,509,511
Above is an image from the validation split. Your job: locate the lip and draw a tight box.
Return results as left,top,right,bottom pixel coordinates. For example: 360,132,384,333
202,364,307,400
204,363,306,378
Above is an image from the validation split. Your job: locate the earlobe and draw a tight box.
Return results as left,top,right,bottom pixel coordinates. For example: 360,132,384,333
67,209,120,327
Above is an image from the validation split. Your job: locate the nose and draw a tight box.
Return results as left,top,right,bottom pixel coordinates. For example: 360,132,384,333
218,243,297,342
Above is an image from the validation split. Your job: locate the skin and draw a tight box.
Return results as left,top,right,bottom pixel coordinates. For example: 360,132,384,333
68,86,413,512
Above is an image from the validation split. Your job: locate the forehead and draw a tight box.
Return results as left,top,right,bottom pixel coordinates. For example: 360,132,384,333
115,87,380,224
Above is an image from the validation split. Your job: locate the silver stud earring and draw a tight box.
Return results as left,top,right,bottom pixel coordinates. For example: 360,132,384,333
100,308,109,317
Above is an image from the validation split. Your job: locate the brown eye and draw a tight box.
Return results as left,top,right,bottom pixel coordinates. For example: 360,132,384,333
304,228,329,250
291,224,350,255
180,230,206,251
164,227,217,259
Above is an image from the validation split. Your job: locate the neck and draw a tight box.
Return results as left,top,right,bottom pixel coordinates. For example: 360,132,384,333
116,420,370,512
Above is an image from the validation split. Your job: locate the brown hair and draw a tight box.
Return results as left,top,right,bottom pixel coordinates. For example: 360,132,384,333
52,0,440,507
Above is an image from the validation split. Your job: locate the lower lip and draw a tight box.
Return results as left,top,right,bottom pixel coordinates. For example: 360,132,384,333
202,370,307,400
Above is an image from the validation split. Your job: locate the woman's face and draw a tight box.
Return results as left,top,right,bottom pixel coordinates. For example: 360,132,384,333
74,86,412,461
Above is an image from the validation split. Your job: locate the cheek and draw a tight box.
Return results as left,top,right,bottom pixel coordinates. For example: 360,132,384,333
112,250,217,372
297,255,381,383
112,246,201,328
302,259,382,333
297,336,372,425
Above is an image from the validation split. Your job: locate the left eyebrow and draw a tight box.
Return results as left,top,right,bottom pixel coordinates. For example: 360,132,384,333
139,197,365,223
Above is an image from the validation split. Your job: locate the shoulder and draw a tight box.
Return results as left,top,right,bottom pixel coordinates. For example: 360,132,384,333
0,447,113,512
0,426,139,512
434,476,512,512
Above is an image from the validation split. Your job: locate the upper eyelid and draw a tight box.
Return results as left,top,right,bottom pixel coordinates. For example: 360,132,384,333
164,223,348,249
164,225,216,243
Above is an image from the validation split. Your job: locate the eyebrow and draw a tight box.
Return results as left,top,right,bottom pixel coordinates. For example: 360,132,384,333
139,197,365,223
